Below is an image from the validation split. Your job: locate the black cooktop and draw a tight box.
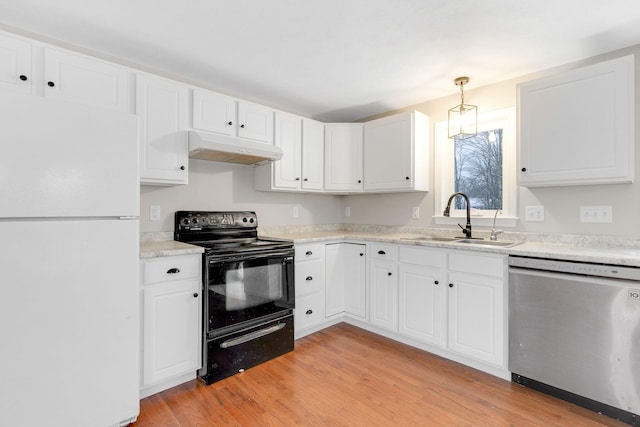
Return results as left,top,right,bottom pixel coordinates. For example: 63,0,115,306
174,211,293,255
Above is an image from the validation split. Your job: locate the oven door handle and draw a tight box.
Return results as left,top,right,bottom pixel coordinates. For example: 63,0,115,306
219,322,287,349
209,250,293,263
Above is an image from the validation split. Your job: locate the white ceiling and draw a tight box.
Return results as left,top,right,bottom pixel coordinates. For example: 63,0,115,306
2,0,640,121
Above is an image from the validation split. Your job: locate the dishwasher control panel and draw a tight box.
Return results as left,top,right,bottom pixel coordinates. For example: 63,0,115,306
509,256,640,281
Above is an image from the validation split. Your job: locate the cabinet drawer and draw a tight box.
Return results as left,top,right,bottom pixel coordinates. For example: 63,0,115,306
399,246,444,268
370,243,398,261
295,259,324,297
143,255,201,285
448,252,505,277
294,292,324,331
295,243,324,261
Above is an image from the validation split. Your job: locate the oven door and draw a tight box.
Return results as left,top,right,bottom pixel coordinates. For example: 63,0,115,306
204,249,294,336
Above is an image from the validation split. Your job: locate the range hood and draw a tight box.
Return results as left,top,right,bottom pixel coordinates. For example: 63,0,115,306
188,130,283,165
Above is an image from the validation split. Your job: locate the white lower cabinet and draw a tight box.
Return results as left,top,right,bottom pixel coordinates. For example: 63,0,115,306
374,244,507,373
447,252,506,367
369,244,398,332
398,246,446,347
140,254,202,398
294,243,326,336
294,239,507,378
325,243,366,319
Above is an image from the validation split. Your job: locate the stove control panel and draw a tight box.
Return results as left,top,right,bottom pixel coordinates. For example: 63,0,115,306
175,211,257,231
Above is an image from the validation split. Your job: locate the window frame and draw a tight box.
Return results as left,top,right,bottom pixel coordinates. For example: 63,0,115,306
433,107,518,228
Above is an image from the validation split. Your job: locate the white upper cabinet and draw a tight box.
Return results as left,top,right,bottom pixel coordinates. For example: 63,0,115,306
192,88,274,144
0,31,130,112
254,114,325,192
324,123,364,192
42,48,130,112
273,111,303,189
192,89,236,136
518,54,634,187
363,111,429,192
237,101,274,143
137,73,189,185
0,32,31,94
301,118,325,190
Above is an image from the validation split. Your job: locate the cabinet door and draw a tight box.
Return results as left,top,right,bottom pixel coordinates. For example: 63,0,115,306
369,260,398,331
519,55,634,187
324,123,363,192
398,264,446,346
142,278,201,386
137,73,189,184
43,48,129,112
324,243,345,317
237,101,274,143
301,119,324,190
0,32,31,94
192,89,236,136
343,244,366,318
273,111,302,189
364,112,412,191
447,271,504,366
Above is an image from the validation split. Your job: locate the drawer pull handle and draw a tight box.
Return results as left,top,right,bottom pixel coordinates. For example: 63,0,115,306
305,251,313,256
434,280,439,285
166,268,181,274
378,250,386,255
193,293,199,298
449,283,454,288
19,75,28,81
387,272,392,276
360,253,364,256
219,323,286,349
306,276,313,281
305,309,313,315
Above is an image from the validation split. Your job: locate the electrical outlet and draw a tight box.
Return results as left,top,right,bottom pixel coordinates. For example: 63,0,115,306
149,205,161,221
292,206,299,218
345,207,351,217
412,207,420,219
580,206,612,223
525,205,544,222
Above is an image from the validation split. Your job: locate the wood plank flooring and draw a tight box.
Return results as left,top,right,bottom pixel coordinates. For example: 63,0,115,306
132,323,628,426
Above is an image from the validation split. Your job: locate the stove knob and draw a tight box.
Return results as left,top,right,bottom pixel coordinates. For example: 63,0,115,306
242,217,248,223
182,218,189,225
249,218,255,223
191,218,198,225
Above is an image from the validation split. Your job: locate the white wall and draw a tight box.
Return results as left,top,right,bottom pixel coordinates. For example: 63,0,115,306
140,159,342,232
342,44,640,237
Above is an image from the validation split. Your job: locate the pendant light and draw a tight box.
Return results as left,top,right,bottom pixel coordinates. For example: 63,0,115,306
448,76,477,139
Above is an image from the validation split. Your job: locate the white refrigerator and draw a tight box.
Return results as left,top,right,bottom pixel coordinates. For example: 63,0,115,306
0,93,140,426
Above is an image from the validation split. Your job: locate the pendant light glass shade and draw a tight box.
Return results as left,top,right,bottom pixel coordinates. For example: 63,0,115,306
448,77,477,139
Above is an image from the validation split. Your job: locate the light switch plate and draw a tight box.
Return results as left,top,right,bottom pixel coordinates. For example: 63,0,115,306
580,206,612,223
149,205,161,221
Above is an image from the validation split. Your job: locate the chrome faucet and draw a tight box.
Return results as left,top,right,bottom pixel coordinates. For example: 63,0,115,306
443,192,472,238
490,209,503,241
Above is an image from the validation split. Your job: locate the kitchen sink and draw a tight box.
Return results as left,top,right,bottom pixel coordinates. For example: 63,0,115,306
401,236,461,242
454,239,523,248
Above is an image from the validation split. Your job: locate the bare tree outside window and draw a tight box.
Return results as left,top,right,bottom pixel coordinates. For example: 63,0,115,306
454,129,503,210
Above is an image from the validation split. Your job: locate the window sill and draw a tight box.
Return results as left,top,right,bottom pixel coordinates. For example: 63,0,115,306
433,215,518,228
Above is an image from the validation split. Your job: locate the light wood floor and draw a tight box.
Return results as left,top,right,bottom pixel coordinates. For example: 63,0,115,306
133,323,628,426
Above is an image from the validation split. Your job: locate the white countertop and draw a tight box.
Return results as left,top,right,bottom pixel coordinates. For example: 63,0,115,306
262,230,640,267
140,240,204,259
140,230,640,267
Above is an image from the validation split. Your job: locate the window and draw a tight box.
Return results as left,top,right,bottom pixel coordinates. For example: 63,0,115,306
434,107,517,227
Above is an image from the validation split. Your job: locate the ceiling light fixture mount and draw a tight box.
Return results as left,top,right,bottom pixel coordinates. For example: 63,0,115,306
448,76,477,139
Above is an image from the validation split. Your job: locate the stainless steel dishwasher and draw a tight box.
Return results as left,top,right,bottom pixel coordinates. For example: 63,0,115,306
509,256,640,425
